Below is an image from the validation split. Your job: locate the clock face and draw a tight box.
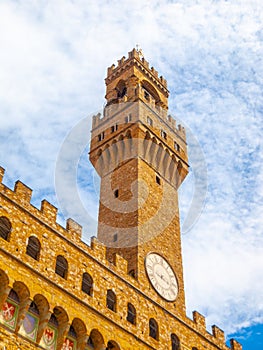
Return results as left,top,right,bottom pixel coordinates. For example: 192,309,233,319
145,253,178,301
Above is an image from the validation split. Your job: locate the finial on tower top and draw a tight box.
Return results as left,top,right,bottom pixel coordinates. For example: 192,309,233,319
135,44,144,59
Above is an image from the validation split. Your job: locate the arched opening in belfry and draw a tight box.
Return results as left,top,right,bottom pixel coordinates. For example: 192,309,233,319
116,80,127,99
141,80,160,105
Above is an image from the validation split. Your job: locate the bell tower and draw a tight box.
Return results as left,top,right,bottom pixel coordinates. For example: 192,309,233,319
89,48,189,314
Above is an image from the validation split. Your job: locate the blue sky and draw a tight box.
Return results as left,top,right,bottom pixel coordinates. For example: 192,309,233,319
0,1,262,349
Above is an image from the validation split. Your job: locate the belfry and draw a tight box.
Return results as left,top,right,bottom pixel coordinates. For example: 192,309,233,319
0,49,242,350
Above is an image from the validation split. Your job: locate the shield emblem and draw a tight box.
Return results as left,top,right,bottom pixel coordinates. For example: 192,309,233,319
43,326,55,346
23,313,37,334
2,301,15,321
62,337,74,350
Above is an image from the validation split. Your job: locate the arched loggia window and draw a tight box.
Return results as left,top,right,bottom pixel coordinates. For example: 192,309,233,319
0,289,20,330
63,325,77,350
20,301,40,341
40,313,58,349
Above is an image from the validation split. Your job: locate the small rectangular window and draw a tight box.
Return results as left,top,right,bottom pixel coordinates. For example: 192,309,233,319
174,141,180,152
147,116,153,126
114,189,119,198
161,130,167,140
156,176,161,185
125,114,132,123
113,234,118,242
98,132,104,141
111,124,118,133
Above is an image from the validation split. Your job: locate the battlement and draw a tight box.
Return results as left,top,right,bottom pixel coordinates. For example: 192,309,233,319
106,48,168,91
91,106,186,141
0,166,242,350
0,168,83,243
191,311,242,350
0,166,131,275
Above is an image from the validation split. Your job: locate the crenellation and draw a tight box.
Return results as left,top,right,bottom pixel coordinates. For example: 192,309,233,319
0,49,242,350
118,56,126,66
107,64,115,76
14,181,32,205
40,199,58,222
128,47,139,60
157,74,167,88
90,236,107,261
141,57,149,69
167,114,178,131
92,112,102,128
114,254,128,275
192,311,206,331
212,325,225,344
106,49,168,91
177,124,186,137
150,66,158,78
0,167,4,183
66,218,82,240
230,339,242,350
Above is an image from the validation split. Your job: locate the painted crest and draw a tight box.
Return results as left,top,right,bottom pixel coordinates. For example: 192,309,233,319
44,326,55,345
62,337,75,350
2,301,15,321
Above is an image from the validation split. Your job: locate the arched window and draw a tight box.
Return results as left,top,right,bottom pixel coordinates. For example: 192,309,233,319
142,80,160,105
192,348,198,350
127,303,136,325
8,289,20,302
26,236,41,260
0,216,11,241
171,333,180,350
149,318,158,340
55,255,68,279
106,340,120,349
86,336,94,349
1,289,20,330
106,290,116,312
82,273,93,296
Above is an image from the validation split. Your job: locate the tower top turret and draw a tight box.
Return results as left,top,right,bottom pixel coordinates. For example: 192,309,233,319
105,48,169,110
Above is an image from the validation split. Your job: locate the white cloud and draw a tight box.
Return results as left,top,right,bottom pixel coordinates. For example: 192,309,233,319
0,0,262,340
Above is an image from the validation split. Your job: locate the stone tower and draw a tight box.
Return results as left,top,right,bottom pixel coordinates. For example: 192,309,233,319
89,48,189,315
0,48,243,350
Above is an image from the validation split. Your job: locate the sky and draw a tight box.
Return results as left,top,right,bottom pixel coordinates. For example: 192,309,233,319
0,0,262,349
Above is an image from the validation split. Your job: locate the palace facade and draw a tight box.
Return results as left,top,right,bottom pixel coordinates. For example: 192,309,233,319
0,49,242,350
